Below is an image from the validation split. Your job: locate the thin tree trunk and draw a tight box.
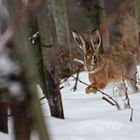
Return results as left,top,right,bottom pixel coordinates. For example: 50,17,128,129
98,0,110,53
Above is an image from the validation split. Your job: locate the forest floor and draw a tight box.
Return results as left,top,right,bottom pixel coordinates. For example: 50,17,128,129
1,67,140,140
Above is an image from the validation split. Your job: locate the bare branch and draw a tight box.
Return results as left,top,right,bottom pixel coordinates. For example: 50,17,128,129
102,96,116,106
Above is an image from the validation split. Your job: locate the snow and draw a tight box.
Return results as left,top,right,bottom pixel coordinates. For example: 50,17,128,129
1,68,140,140
0,54,18,76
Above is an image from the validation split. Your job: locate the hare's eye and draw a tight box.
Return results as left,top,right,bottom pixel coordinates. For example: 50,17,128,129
92,56,96,62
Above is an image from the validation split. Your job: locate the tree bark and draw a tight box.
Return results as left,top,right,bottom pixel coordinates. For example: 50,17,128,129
51,0,71,50
36,1,64,118
27,14,49,99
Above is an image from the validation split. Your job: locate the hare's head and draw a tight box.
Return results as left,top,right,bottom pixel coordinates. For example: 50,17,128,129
72,29,101,72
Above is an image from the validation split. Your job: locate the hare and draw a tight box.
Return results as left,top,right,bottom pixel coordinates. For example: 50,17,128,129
72,29,138,94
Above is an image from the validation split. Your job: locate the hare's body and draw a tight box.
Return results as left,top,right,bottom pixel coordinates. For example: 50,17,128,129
88,52,138,93
72,30,138,94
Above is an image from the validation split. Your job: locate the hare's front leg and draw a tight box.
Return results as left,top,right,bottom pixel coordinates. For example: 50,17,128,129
85,82,106,94
86,83,97,94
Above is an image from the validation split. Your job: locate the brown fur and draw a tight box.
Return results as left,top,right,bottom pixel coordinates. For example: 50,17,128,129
72,30,138,94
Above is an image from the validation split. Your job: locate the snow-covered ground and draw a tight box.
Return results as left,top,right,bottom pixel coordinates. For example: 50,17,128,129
1,69,140,140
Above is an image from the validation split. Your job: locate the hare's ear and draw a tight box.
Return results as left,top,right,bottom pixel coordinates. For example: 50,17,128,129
72,30,86,54
90,29,101,53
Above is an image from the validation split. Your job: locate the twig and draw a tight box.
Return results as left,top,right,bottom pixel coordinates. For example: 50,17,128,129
124,87,131,109
97,88,117,104
40,96,46,101
130,108,134,122
71,75,89,86
123,75,139,86
115,80,129,108
102,96,115,106
72,68,80,91
112,87,120,107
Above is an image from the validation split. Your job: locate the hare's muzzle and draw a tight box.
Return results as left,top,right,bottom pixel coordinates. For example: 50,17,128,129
84,65,93,72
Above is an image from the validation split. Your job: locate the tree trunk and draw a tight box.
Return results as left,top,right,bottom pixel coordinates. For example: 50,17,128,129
36,1,64,118
51,0,73,78
27,14,49,99
98,0,110,53
51,0,71,49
